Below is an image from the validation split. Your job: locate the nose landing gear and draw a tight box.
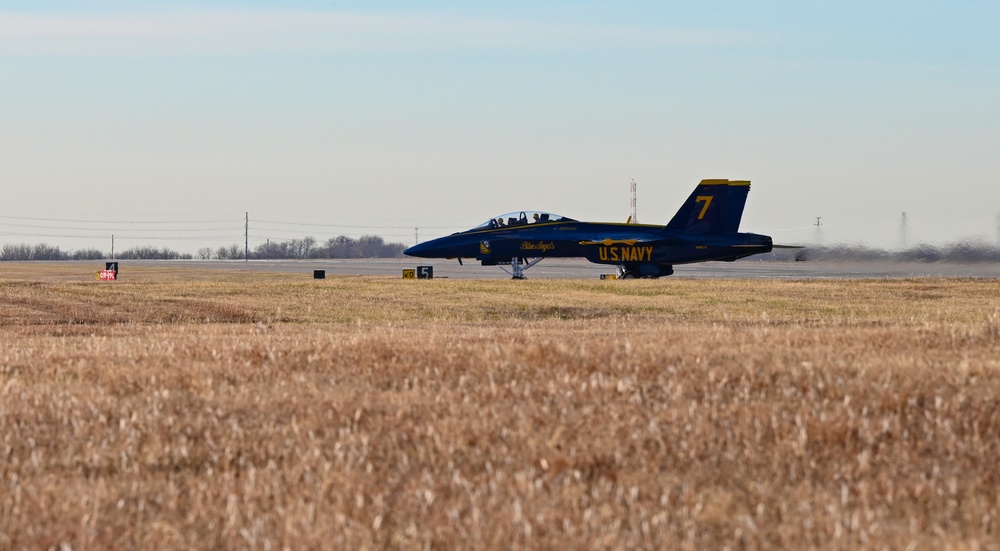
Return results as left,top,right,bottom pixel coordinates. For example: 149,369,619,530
500,257,543,279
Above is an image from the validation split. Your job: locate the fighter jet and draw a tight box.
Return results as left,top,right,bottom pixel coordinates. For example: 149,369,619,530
404,179,773,278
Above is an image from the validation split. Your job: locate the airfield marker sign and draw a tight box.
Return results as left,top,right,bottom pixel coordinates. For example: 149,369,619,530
97,262,119,281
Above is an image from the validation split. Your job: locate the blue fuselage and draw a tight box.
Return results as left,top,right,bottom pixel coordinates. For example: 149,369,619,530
405,220,772,268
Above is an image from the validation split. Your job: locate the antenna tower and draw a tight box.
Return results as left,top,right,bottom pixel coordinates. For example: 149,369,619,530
899,212,908,250
629,179,637,224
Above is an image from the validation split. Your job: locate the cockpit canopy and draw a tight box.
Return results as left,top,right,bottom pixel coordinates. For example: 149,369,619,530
472,211,576,231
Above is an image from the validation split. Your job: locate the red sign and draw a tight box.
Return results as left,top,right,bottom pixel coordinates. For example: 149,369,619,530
98,270,117,281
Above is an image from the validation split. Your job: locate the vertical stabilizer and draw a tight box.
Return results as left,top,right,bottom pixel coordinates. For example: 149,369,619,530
665,179,751,234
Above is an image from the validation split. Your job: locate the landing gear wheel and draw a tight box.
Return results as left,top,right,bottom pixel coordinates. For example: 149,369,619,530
617,266,637,279
510,256,527,279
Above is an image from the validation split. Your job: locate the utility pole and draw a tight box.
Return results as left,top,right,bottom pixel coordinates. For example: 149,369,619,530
245,212,249,262
111,235,115,260
814,217,822,245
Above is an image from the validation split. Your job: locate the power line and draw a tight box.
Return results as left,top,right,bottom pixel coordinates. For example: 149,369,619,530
0,211,442,249
253,218,457,230
0,214,242,225
0,229,243,240
0,222,238,233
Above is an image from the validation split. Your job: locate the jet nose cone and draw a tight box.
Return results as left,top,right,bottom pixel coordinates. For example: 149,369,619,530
405,234,471,259
404,242,434,258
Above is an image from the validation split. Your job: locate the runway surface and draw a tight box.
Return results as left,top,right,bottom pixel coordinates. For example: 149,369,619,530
113,258,1000,279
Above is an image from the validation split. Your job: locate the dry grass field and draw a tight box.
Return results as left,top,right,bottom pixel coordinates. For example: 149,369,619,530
2,263,999,550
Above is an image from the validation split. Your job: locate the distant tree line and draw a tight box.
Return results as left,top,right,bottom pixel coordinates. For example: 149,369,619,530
1,244,105,261
1,235,406,261
1,243,195,261
116,247,193,260
202,235,406,260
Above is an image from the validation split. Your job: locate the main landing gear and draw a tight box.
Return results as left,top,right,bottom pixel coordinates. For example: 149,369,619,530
617,264,674,279
499,257,543,279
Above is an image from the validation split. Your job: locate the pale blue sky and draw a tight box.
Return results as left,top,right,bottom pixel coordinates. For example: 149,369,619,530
2,1,998,251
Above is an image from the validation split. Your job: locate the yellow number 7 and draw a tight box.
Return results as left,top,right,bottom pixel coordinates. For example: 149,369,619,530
695,196,713,219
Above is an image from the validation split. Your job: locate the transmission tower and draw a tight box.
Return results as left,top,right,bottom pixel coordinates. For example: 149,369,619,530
629,179,637,224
